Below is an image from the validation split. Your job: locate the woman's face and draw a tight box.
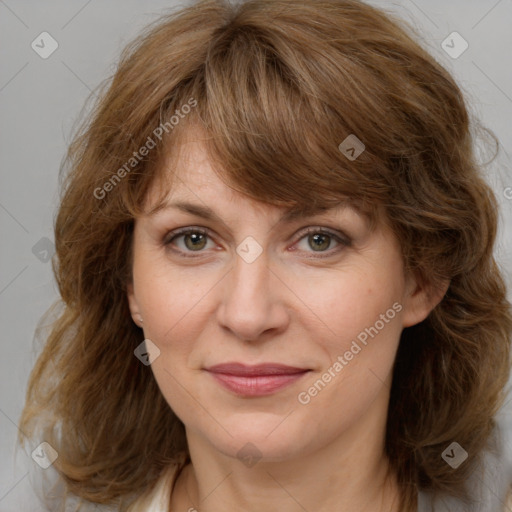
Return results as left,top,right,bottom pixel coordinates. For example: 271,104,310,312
127,130,434,462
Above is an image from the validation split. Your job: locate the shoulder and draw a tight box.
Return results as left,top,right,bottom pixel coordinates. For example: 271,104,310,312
465,414,512,512
419,411,512,512
127,452,189,512
498,397,512,511
506,485,512,511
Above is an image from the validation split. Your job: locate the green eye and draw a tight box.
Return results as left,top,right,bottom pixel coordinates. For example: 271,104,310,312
294,228,351,257
164,226,351,259
165,228,212,255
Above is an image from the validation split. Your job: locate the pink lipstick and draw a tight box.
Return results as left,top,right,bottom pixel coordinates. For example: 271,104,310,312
205,363,310,397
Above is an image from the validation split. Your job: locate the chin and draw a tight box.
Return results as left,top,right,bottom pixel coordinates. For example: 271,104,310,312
196,412,318,463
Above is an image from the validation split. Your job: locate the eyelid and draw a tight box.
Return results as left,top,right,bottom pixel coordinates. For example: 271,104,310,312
162,226,210,245
296,226,351,245
163,225,352,257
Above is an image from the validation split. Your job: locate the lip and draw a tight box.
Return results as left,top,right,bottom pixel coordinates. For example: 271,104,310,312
205,363,311,397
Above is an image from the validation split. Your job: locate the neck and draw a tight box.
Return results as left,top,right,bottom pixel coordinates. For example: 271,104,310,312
181,450,401,512
173,386,405,512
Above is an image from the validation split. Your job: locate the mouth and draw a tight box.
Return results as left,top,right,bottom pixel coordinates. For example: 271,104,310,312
204,363,311,397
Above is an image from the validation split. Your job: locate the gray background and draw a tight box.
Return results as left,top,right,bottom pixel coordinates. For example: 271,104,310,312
1,1,511,510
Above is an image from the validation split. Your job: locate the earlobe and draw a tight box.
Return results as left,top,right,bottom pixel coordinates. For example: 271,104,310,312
126,281,143,327
401,274,450,328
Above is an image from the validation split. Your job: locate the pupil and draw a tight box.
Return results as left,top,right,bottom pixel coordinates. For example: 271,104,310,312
186,233,206,250
183,233,330,252
310,234,329,251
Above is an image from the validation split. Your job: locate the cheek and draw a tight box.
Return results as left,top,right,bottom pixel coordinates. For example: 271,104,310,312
293,258,405,409
132,251,217,342
294,261,404,349
296,298,403,436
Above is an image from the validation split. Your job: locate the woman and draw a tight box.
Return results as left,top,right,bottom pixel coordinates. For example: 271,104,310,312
18,0,512,511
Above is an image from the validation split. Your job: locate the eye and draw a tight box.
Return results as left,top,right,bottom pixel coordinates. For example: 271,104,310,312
163,226,351,259
293,227,351,258
164,227,215,257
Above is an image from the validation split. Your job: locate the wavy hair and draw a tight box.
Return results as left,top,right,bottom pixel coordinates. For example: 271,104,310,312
18,0,512,511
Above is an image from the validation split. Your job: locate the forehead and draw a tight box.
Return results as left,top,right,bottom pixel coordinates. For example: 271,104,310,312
142,124,382,231
172,141,229,193
144,136,243,215
146,140,358,223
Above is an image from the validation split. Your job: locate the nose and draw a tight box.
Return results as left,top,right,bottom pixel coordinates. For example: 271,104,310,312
216,248,290,342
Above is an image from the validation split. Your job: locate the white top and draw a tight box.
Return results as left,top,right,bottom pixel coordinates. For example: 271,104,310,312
418,406,512,511
126,452,188,512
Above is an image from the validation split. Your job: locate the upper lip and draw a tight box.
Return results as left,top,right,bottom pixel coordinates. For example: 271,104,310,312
205,363,309,376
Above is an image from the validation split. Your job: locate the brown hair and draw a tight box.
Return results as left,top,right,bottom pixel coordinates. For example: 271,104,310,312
18,0,512,511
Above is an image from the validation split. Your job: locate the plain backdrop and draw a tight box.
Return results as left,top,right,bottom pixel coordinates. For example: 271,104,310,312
1,1,511,510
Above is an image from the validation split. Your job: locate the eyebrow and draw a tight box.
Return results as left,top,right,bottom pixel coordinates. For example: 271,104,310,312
148,200,353,225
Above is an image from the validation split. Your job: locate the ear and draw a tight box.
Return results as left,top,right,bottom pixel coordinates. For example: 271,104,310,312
401,271,450,328
126,280,143,328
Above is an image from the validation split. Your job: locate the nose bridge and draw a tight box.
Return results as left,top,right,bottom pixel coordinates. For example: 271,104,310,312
230,246,271,309
217,245,287,340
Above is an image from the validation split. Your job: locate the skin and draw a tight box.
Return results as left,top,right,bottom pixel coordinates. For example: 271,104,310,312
127,128,448,512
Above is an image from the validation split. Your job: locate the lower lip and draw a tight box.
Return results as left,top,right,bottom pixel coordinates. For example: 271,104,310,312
207,371,309,396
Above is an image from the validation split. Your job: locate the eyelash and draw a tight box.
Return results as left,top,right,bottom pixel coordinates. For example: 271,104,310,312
163,226,351,259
